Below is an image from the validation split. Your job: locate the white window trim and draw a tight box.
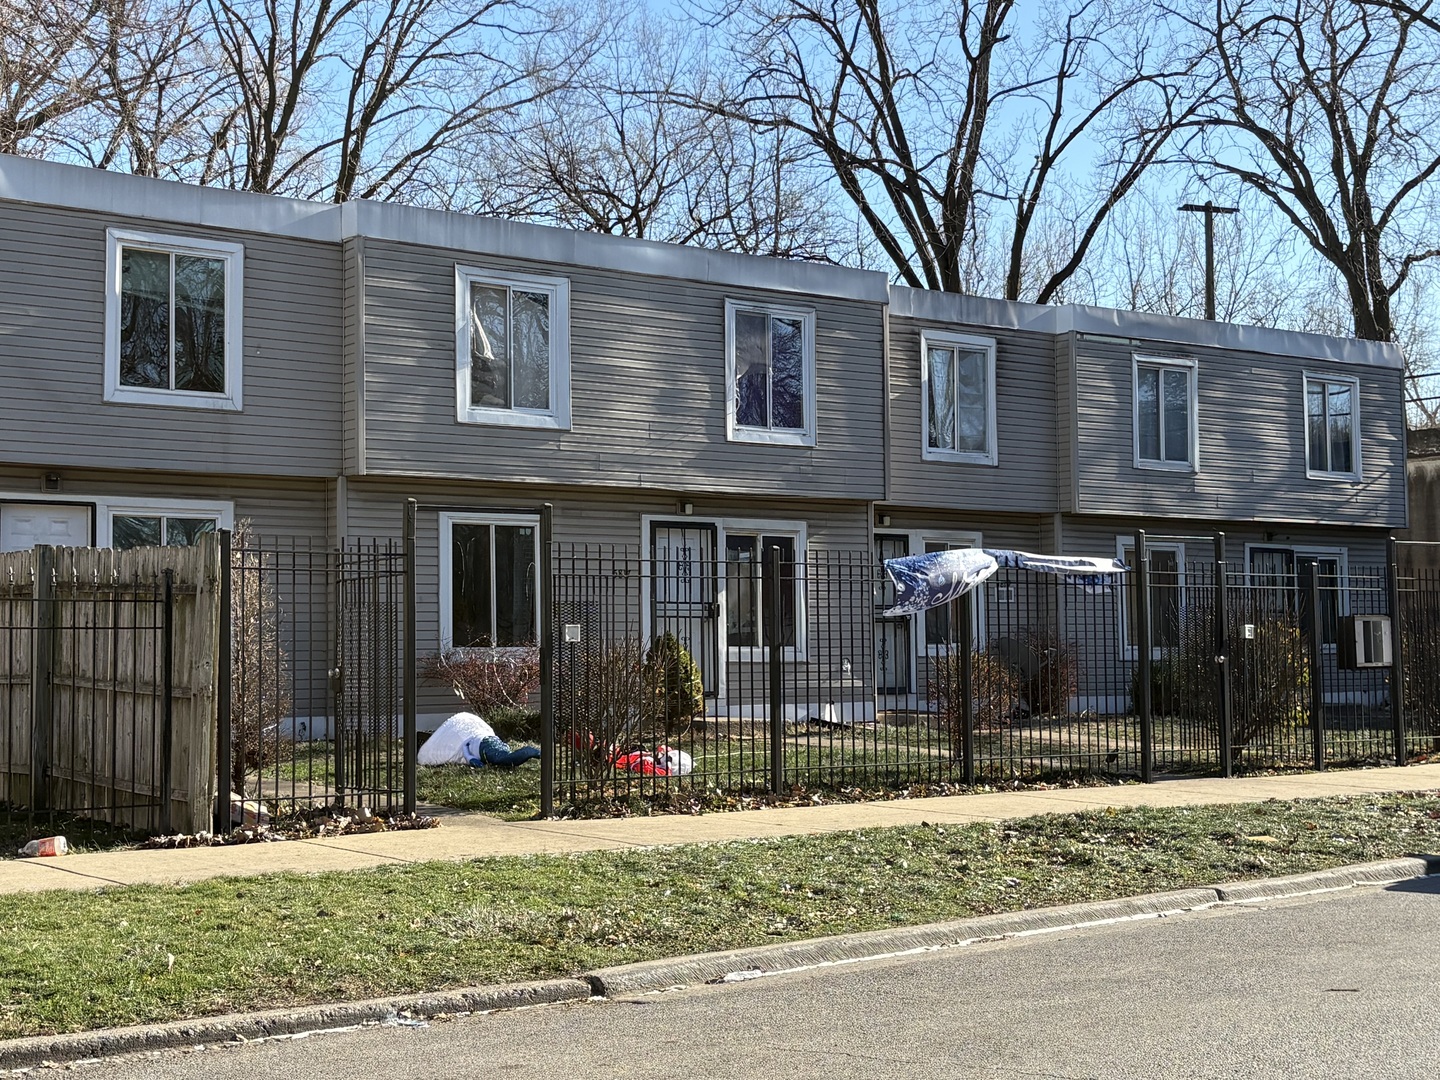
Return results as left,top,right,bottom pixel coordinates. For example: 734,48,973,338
920,331,998,466
100,498,235,547
638,515,809,693
719,518,809,663
454,265,572,431
1243,543,1350,648
104,228,244,411
438,511,542,651
723,299,817,448
1303,372,1363,481
1132,354,1198,473
1116,537,1185,660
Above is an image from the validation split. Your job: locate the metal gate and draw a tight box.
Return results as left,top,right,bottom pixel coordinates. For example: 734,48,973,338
219,516,415,830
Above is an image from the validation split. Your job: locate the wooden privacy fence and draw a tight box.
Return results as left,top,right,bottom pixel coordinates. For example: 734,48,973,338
0,537,221,835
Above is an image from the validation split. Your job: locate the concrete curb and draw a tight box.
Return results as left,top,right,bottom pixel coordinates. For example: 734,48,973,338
0,979,592,1073
4,856,1435,1072
585,887,1220,996
1210,855,1440,903
587,857,1440,996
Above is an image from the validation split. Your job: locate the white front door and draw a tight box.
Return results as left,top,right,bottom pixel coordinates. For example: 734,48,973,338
0,504,92,552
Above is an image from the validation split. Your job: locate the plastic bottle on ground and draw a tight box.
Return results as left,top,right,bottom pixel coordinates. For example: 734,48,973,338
18,836,68,857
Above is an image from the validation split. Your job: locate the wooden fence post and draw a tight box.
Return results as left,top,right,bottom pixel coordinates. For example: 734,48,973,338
29,545,54,812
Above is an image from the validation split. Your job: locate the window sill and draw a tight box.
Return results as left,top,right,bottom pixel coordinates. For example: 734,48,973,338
105,386,242,411
726,426,815,448
727,646,807,663
458,406,570,431
1306,469,1361,482
922,447,997,466
438,643,537,655
1133,459,1197,475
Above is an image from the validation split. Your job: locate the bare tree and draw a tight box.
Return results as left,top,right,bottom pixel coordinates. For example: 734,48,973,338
2,0,115,155
1179,0,1440,345
196,0,600,201
694,0,1204,300
471,18,858,259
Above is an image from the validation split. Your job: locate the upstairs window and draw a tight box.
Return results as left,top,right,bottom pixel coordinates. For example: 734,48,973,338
1305,374,1360,479
456,267,571,430
105,229,243,410
922,331,996,465
725,300,816,447
1133,356,1197,471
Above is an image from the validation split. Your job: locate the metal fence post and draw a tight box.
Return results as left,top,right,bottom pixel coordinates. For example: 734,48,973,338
403,499,418,816
1388,536,1406,767
30,545,54,813
768,544,785,795
1214,533,1233,778
161,569,175,834
539,503,555,818
1133,531,1154,783
959,591,975,786
215,530,232,834
1303,558,1326,771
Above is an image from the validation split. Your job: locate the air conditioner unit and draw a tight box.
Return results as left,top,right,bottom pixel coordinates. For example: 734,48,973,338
1338,614,1392,669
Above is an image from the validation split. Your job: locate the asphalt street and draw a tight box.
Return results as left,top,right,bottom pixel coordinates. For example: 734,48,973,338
88,878,1440,1080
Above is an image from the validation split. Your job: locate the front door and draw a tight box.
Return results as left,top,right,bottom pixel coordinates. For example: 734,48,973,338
874,533,913,695
0,503,92,552
650,522,719,696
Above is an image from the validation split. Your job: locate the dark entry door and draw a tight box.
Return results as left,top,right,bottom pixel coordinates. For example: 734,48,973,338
650,522,719,695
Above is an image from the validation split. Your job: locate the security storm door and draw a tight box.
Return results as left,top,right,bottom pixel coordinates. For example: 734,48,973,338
0,504,92,552
650,522,719,696
874,533,913,695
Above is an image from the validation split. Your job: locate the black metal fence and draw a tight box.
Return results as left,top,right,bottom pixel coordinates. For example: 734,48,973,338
543,533,1437,807
220,519,416,829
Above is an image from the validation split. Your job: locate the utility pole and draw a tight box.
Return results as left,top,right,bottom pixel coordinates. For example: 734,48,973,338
1179,201,1239,321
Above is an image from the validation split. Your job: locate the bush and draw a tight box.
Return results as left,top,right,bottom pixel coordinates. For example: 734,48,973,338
931,648,1024,747
420,646,541,719
1231,618,1311,743
643,633,705,735
230,521,293,797
558,638,648,783
1013,625,1079,716
1134,604,1312,757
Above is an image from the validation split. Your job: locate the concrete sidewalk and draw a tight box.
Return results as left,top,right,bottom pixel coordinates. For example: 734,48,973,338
4,763,1439,895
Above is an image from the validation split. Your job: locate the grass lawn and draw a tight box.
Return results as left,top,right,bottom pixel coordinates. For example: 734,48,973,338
0,790,1437,1039
417,762,543,819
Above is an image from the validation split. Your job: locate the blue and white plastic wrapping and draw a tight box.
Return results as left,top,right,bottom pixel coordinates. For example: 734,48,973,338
881,548,1127,617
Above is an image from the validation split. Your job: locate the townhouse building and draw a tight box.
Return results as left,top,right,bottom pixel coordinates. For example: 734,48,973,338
0,153,1408,727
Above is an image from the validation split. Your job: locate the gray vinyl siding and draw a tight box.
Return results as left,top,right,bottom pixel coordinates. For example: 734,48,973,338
1058,515,1391,571
873,510,1043,553
345,478,872,718
885,316,1058,513
1057,514,1393,711
0,201,343,476
0,466,329,540
1072,335,1407,526
342,237,364,475
358,239,886,498
1055,332,1076,512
